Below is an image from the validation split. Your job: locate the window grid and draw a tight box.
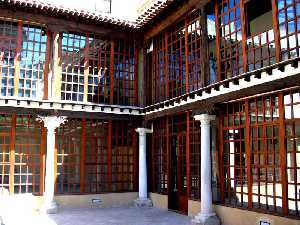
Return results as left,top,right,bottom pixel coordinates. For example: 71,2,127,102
152,118,168,194
113,39,137,106
61,32,86,102
217,0,244,79
284,89,300,216
277,0,300,60
56,119,82,194
84,119,109,193
14,115,43,194
19,24,47,98
0,20,17,97
0,114,11,191
111,121,136,192
246,29,276,71
87,35,111,104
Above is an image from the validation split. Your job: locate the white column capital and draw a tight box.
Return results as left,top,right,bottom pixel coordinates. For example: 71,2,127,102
36,116,67,132
194,114,216,125
135,127,153,135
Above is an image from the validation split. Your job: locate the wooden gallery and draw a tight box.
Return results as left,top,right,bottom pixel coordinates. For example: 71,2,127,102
0,0,299,224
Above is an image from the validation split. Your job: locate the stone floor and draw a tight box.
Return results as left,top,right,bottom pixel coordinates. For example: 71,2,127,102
2,207,191,225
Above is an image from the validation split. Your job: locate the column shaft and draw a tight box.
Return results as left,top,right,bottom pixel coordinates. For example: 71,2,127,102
139,133,147,199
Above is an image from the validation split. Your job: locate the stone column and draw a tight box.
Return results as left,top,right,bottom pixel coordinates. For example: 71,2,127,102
37,116,67,214
192,114,220,225
134,128,153,207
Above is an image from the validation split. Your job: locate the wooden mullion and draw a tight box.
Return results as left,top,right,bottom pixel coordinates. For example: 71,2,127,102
43,31,51,100
240,0,248,73
134,43,139,106
219,111,225,203
165,32,169,100
185,18,189,93
107,120,112,192
9,113,16,195
133,126,138,191
245,99,253,208
200,7,209,86
186,111,190,199
278,92,288,215
166,116,170,196
214,0,222,81
80,118,86,193
83,35,90,103
40,126,46,195
271,0,282,62
13,21,22,97
109,40,115,104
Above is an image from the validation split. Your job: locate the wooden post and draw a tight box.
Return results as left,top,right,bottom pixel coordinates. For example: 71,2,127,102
109,40,115,104
279,92,288,215
240,0,248,73
186,111,190,199
245,99,253,208
107,120,112,191
133,127,138,191
14,21,22,97
134,43,139,106
219,112,225,203
200,8,210,86
165,32,169,99
9,113,16,195
214,0,222,81
40,126,46,194
80,118,86,193
185,17,189,92
52,31,62,100
43,31,52,100
271,0,281,62
83,35,90,103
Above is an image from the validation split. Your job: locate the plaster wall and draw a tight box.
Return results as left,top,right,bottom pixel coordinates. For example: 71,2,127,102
149,193,168,209
188,200,300,225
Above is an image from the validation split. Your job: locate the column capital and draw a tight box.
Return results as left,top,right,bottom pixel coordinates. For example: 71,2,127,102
135,127,153,135
37,115,67,132
194,114,216,125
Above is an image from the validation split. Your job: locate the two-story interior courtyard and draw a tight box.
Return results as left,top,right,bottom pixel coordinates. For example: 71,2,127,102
0,0,299,224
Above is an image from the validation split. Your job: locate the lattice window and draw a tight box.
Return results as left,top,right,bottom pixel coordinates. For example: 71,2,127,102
189,118,201,200
187,10,202,91
285,89,300,216
222,101,248,207
217,0,244,79
152,33,167,103
113,39,137,106
0,114,11,192
167,20,186,98
152,118,168,194
84,119,109,193
111,121,136,192
87,35,111,104
249,96,282,212
19,25,47,98
245,0,276,71
61,32,86,102
56,119,82,193
0,20,17,96
14,115,43,194
277,0,300,60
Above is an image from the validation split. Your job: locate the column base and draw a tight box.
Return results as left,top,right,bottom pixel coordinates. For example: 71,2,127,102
40,200,58,214
134,198,153,207
191,213,220,225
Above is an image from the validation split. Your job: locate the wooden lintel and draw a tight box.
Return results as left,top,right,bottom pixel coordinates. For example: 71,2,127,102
0,8,139,40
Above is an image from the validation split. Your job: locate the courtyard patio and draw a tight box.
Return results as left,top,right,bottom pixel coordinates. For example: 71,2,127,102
1,207,190,225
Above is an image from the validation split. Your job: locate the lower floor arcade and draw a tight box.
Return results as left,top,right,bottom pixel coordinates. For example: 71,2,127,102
0,86,299,225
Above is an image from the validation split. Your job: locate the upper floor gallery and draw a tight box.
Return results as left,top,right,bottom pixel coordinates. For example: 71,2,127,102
0,0,299,107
